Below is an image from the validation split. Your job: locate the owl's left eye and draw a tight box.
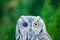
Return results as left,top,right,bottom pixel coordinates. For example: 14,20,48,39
34,22,39,28
22,22,28,27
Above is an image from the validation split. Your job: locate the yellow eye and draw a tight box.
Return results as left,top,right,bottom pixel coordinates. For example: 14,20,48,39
34,22,39,28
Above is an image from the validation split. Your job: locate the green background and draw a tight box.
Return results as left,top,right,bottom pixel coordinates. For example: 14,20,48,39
0,0,60,40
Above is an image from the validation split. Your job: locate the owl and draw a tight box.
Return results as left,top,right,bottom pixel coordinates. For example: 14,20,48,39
16,16,52,40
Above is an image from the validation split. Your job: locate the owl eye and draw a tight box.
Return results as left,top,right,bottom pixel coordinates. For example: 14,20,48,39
34,22,39,28
22,22,28,27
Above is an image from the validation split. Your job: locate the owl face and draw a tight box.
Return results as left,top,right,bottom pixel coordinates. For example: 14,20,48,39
17,16,44,36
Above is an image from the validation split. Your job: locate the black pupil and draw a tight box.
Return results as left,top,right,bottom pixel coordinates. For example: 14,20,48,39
22,22,28,27
35,23,37,25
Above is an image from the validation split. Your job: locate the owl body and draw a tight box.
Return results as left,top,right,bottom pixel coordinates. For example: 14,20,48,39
16,16,52,40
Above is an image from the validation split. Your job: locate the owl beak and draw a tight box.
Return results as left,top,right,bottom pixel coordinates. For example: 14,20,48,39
29,28,32,32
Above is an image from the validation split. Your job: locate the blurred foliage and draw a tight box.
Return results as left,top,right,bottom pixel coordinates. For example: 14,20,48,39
0,0,60,40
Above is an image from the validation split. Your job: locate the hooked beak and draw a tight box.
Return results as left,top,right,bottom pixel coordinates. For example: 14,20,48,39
29,28,33,33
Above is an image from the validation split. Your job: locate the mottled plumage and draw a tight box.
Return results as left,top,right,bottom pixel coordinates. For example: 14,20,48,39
16,16,52,40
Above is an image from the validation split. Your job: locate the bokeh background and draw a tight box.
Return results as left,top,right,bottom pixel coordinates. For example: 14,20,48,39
0,0,60,40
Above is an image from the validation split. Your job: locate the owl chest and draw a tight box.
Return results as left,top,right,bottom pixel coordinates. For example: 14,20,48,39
18,35,45,40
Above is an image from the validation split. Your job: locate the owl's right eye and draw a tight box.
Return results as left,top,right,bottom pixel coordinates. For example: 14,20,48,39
22,22,28,27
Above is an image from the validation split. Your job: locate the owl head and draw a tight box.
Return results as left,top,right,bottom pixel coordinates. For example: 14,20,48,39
16,16,46,36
